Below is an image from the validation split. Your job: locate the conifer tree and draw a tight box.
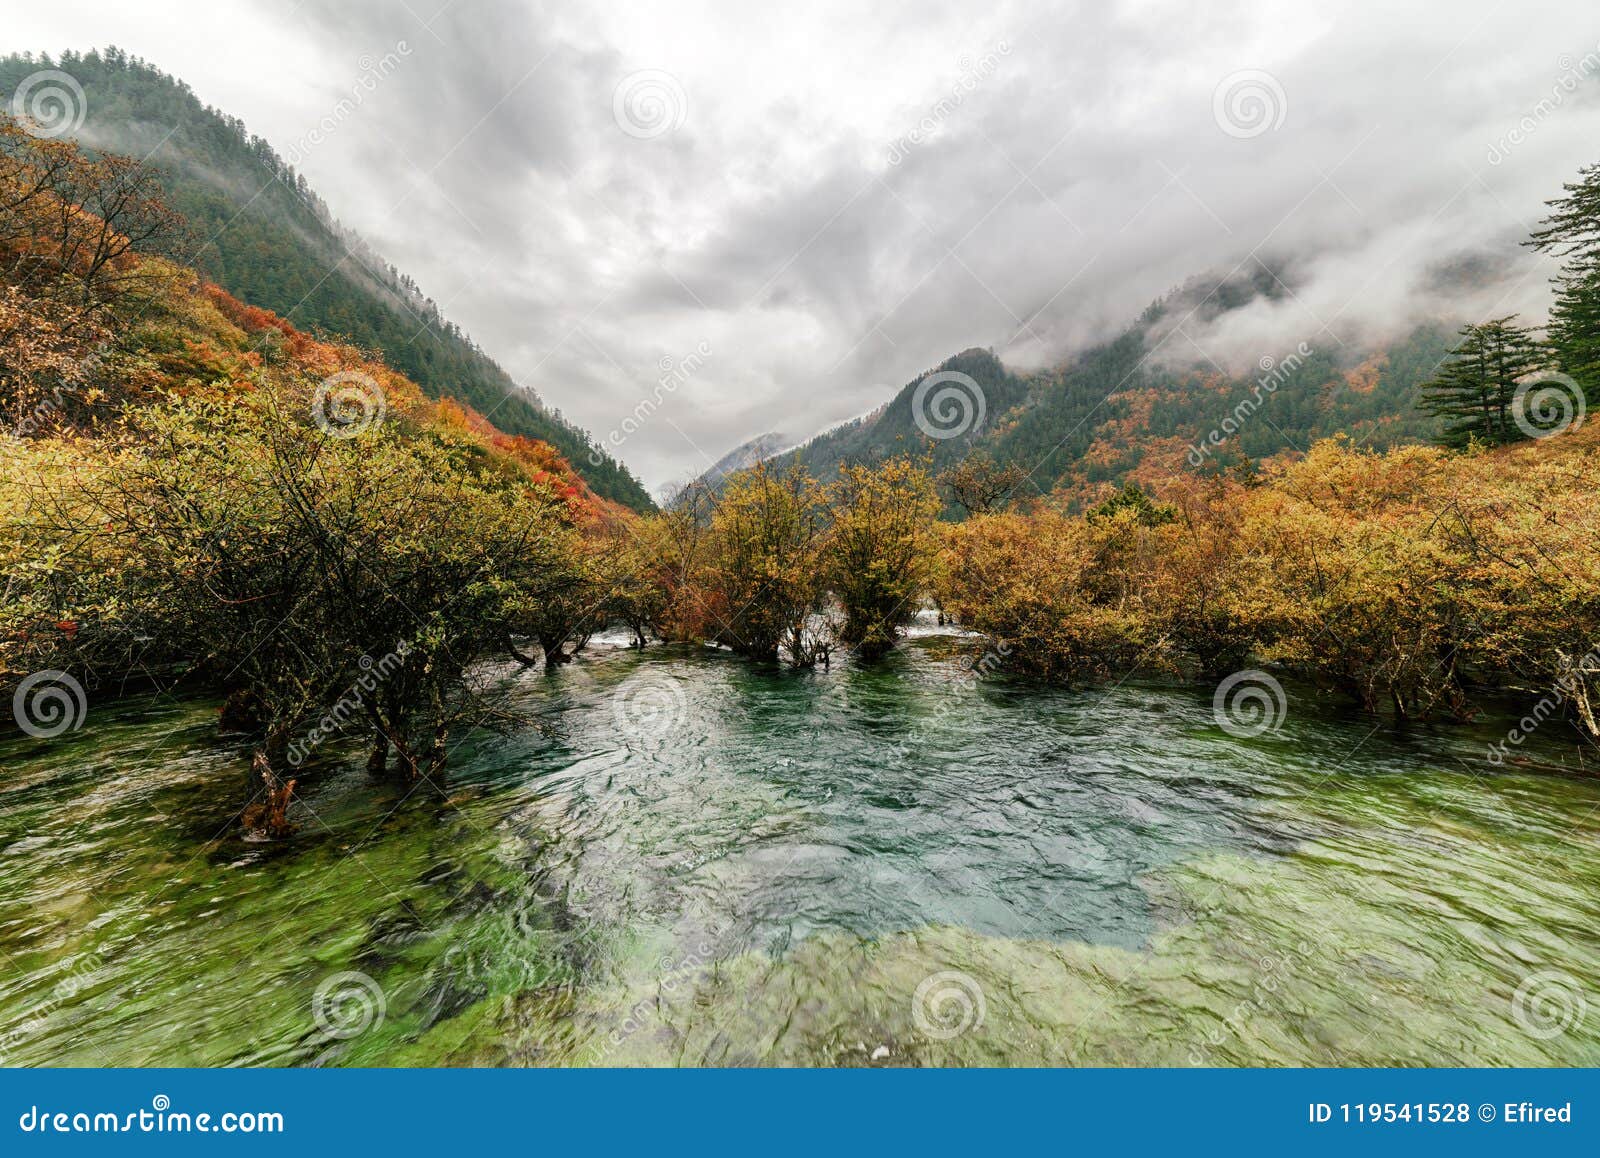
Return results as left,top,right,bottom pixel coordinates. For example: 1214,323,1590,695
1530,162,1600,392
1418,317,1547,447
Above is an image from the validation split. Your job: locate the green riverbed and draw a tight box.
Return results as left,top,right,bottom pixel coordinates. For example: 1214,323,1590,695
2,625,1598,1066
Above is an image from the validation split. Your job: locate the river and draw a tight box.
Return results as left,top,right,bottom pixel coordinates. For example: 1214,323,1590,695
2,620,1598,1066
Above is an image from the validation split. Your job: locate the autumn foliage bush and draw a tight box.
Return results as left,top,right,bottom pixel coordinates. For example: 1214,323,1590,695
0,122,628,834
939,510,1152,683
937,432,1600,746
625,456,943,665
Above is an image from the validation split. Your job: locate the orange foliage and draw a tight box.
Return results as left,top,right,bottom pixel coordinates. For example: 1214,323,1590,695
201,283,296,338
168,286,617,527
1343,353,1388,395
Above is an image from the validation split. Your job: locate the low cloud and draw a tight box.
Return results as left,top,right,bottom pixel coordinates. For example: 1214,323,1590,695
8,0,1599,486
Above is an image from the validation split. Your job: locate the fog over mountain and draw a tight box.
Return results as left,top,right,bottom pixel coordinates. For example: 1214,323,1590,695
8,0,1599,488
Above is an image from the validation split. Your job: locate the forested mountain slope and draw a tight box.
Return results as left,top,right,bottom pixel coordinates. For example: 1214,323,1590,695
0,47,652,510
770,277,1456,505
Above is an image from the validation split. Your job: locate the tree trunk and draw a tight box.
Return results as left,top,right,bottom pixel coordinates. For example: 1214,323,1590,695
365,730,389,777
390,730,421,782
240,747,298,841
426,722,449,779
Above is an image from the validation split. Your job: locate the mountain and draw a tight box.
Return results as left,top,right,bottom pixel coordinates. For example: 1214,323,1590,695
765,272,1458,506
0,47,653,512
772,348,1025,482
663,431,793,505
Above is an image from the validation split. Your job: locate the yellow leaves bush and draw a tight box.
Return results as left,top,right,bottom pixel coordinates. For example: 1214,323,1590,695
939,430,1600,734
939,511,1151,684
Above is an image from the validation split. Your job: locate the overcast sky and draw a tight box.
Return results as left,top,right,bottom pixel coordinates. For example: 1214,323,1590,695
8,0,1600,490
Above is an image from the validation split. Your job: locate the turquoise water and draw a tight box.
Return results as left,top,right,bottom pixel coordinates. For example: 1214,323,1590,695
2,623,1598,1066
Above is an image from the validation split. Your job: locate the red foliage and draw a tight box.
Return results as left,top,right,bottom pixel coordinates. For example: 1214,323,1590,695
201,283,295,338
203,283,628,528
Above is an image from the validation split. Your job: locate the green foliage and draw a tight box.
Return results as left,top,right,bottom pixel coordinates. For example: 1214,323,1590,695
698,463,831,664
1087,481,1175,526
776,348,1028,487
0,118,598,829
1530,161,1600,393
1417,317,1548,448
637,456,943,663
827,455,940,658
11,380,586,805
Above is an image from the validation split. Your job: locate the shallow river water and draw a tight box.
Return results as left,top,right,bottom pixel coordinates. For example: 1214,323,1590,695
2,623,1598,1066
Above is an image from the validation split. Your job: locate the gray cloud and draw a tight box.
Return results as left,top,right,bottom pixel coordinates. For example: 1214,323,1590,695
7,0,1599,489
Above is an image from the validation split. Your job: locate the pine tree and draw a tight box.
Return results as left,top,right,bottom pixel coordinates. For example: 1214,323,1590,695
1529,162,1600,392
1418,317,1547,448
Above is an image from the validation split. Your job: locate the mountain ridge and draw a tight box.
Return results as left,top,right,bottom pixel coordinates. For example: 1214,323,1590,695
663,430,794,506
751,277,1459,506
